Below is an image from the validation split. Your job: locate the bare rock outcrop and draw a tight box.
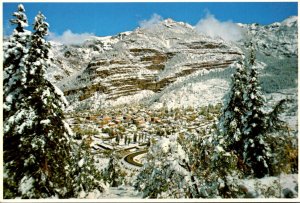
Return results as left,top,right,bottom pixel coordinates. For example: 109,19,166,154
61,19,243,105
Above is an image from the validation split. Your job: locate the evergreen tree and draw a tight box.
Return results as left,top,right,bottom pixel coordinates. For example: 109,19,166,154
217,42,290,178
249,41,256,66
115,134,120,144
217,60,248,157
74,141,105,196
181,123,241,198
124,135,128,145
4,10,74,198
241,59,271,178
102,152,125,187
3,4,31,198
3,4,31,123
267,99,289,132
217,44,271,178
135,135,197,198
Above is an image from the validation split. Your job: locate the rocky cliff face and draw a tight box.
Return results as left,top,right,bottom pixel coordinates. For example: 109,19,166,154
56,19,242,107
47,17,297,110
47,33,127,83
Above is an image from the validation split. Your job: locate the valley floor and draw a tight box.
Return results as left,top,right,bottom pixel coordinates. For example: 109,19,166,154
65,101,298,199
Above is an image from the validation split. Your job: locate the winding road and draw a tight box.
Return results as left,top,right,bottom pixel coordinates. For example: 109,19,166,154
123,150,148,167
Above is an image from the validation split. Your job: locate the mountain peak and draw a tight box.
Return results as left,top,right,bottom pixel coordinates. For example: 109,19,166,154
160,18,194,30
164,18,175,23
281,15,298,27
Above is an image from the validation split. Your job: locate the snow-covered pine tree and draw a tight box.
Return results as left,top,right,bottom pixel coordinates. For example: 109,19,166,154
266,98,298,175
241,47,271,178
217,60,248,157
3,4,32,198
3,4,31,124
266,99,289,132
135,135,197,198
4,10,75,198
249,41,256,66
102,152,125,187
73,141,106,197
218,41,289,179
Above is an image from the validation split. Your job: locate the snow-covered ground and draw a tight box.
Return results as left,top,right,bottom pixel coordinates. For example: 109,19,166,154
150,77,229,109
87,186,142,199
98,186,142,199
239,174,298,198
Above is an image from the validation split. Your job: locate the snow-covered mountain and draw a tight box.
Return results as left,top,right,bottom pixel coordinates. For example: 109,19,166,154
239,16,298,57
47,32,130,82
47,16,298,111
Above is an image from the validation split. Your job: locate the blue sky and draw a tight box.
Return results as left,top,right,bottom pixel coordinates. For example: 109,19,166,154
3,2,298,37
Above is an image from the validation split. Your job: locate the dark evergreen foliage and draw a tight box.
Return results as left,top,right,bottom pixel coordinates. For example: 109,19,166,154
242,64,270,178
73,142,105,194
103,152,125,187
4,8,75,198
217,61,248,157
3,4,30,122
217,42,290,178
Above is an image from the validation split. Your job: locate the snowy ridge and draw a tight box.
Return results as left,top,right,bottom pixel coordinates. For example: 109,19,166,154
46,32,127,83
281,16,298,27
56,18,242,110
239,16,298,57
45,16,297,111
